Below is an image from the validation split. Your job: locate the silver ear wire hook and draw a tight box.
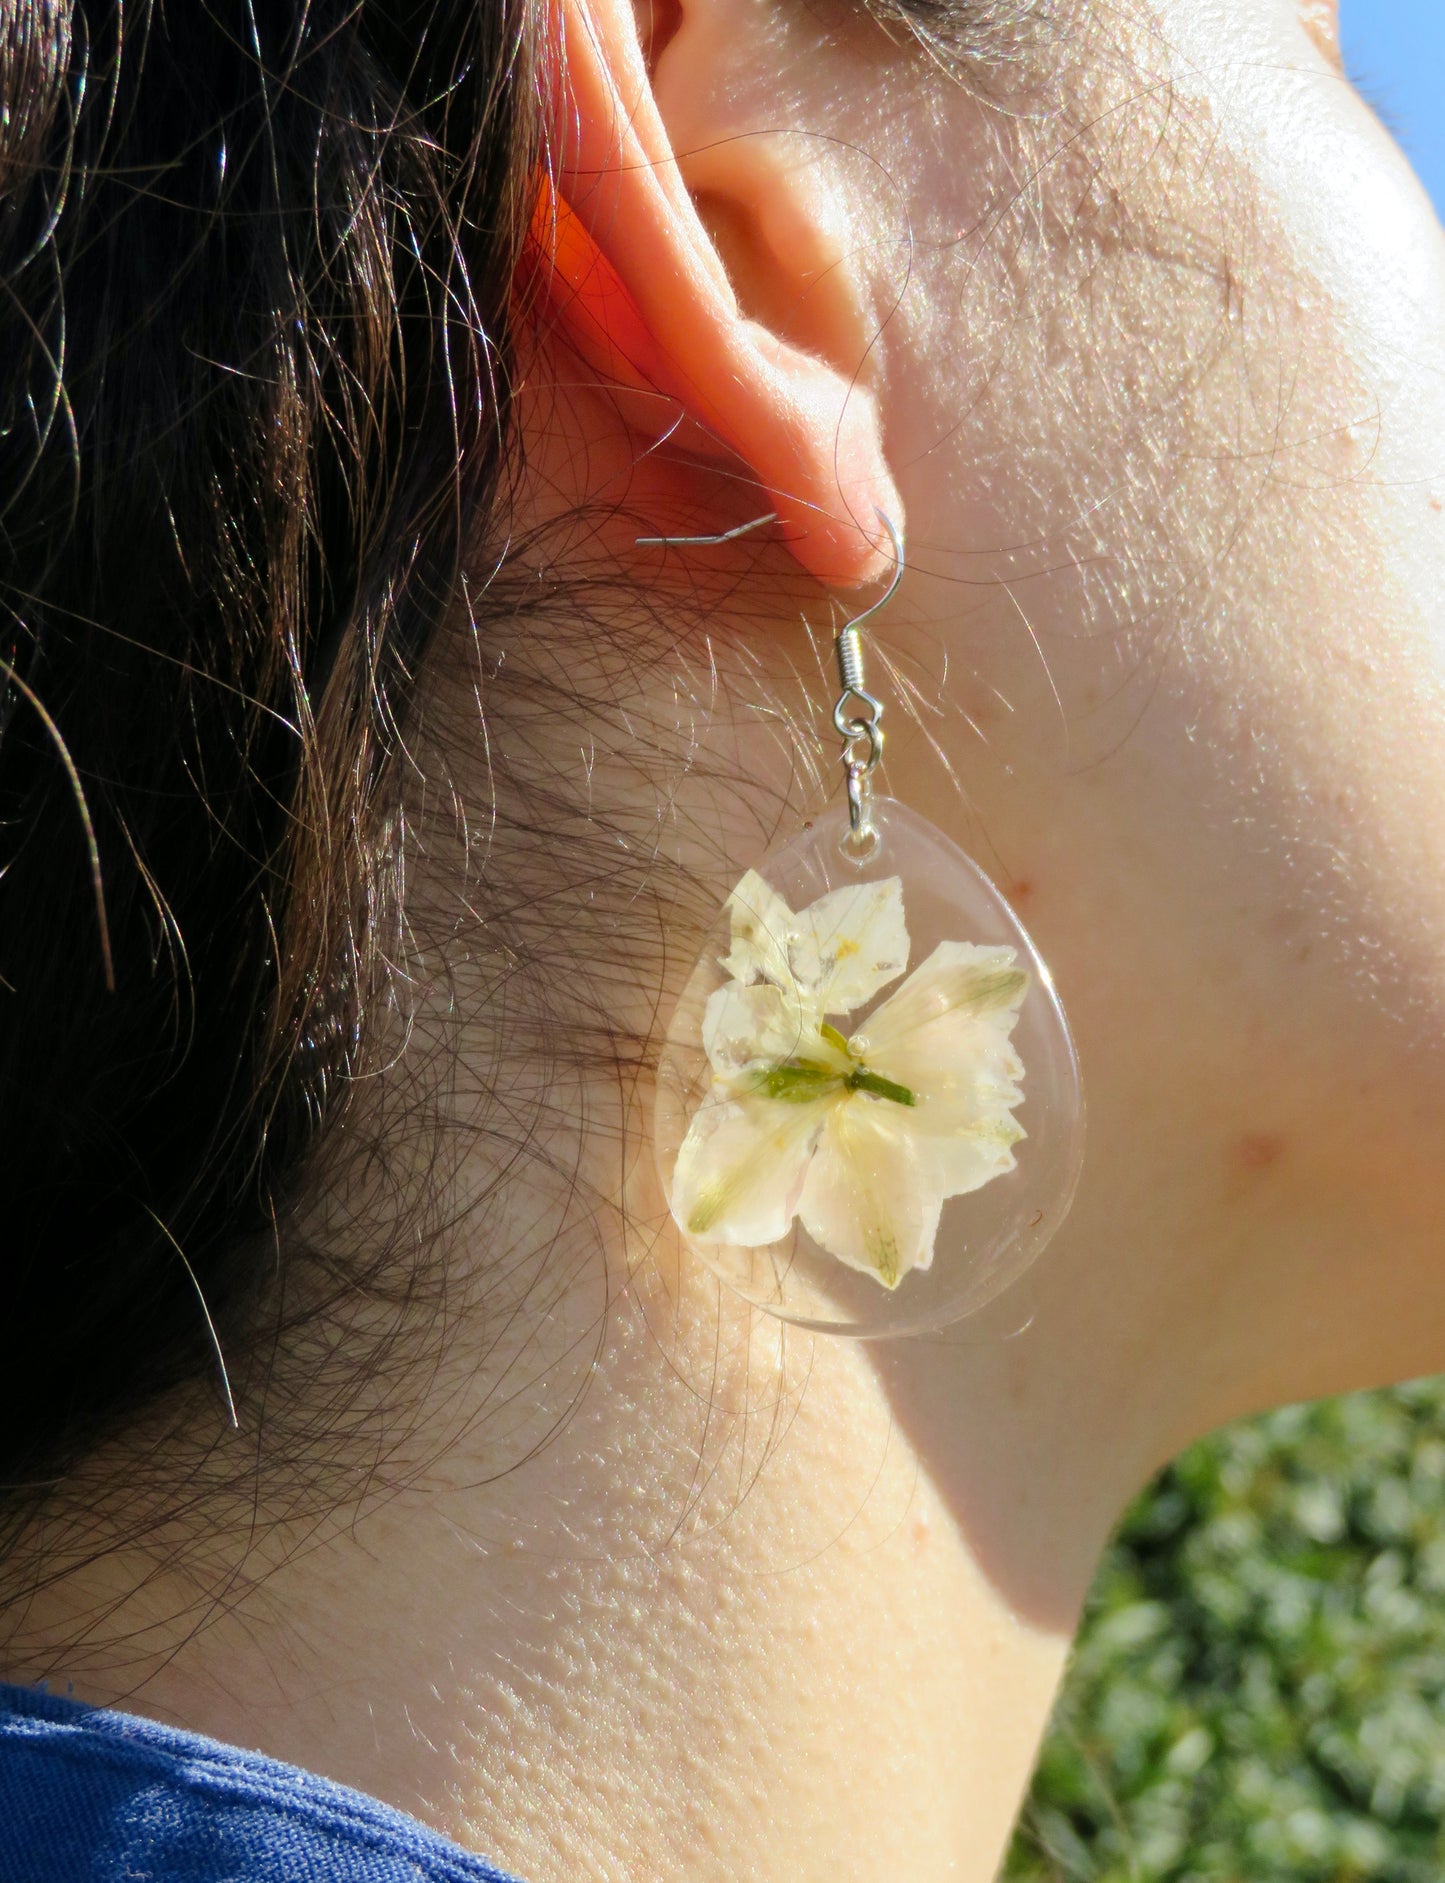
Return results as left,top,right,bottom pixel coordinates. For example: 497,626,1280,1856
635,512,778,547
634,506,904,848
834,511,903,847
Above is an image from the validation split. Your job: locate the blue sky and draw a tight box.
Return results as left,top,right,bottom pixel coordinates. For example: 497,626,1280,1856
1343,0,1445,216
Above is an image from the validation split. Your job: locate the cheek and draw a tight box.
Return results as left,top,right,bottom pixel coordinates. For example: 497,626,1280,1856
867,37,1445,1211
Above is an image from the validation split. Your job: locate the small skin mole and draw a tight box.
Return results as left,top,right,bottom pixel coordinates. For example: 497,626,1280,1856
1236,1131,1286,1173
1008,879,1034,905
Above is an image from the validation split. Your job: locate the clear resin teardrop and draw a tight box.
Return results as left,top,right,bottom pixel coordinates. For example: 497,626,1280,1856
654,797,1084,1335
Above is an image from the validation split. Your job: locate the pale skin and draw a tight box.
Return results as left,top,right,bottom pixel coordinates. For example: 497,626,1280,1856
9,0,1445,1878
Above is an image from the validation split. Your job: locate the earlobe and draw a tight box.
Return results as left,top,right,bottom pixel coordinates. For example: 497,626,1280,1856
538,0,901,585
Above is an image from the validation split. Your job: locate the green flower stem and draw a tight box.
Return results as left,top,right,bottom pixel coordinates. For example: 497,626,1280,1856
745,1050,917,1110
845,1067,917,1106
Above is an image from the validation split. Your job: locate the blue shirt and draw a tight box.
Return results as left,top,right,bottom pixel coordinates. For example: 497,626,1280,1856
0,1680,525,1881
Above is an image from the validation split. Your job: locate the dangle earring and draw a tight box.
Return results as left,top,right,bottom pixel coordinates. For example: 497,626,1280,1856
648,514,1084,1336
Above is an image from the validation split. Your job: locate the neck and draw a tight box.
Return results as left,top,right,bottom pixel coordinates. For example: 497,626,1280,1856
4,1148,1184,1880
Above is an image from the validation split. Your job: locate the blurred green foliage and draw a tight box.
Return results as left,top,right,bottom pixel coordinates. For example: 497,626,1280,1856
1005,1380,1445,1882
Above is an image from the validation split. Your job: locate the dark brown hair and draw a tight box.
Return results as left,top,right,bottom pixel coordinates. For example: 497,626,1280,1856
0,0,540,1519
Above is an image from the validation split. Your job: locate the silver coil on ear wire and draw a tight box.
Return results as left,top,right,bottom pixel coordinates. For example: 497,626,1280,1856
832,512,903,846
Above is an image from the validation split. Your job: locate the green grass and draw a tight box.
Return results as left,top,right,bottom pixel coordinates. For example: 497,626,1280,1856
1005,1379,1445,1882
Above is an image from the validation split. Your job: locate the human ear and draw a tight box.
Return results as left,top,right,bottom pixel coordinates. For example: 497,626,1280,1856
1297,0,1342,69
539,0,901,584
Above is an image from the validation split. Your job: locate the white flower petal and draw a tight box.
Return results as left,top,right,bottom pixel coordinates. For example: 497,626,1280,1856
858,943,1025,1106
874,1020,1025,1141
701,981,811,1075
719,870,797,988
918,1120,1024,1202
788,876,909,1015
797,1097,944,1288
857,940,1027,1055
671,1092,832,1247
854,940,1027,1198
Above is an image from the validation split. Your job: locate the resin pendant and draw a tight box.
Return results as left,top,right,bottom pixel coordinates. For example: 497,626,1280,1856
654,797,1084,1336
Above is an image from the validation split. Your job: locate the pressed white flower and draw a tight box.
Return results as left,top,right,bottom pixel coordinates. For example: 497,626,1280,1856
671,870,1028,1289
